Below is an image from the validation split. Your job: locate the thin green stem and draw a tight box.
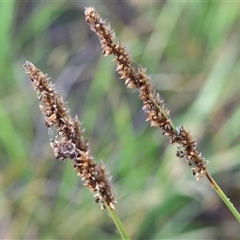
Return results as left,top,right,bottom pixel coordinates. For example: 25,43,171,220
105,203,131,240
206,171,240,222
150,96,240,223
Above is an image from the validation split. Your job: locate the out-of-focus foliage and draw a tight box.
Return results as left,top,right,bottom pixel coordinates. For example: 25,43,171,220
1,1,240,239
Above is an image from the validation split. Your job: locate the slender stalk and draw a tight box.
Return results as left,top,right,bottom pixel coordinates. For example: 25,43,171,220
153,93,240,222
152,93,240,222
105,203,131,240
206,171,240,222
85,6,240,223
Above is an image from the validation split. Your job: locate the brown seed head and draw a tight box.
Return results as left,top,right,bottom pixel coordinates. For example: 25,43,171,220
85,7,208,180
24,61,116,209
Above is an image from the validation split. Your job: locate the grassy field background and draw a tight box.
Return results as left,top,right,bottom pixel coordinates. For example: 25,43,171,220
1,1,240,239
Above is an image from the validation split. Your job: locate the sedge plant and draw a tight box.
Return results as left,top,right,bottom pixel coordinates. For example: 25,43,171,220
24,6,240,240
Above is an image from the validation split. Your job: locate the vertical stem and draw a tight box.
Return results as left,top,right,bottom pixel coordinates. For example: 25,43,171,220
105,203,131,240
206,171,240,222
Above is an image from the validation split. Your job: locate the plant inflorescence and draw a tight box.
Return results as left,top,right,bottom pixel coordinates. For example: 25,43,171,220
24,61,116,210
85,6,208,180
24,6,240,239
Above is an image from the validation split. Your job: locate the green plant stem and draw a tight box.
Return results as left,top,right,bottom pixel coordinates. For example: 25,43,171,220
150,95,240,223
105,203,131,240
206,171,240,222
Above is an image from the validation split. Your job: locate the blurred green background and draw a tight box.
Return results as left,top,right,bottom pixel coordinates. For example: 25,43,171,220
1,1,240,239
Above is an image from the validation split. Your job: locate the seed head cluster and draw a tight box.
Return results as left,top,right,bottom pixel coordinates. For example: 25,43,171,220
24,61,115,210
85,7,208,180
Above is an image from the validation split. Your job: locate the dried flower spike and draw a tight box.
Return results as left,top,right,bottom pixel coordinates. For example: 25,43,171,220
24,61,115,210
85,6,208,180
